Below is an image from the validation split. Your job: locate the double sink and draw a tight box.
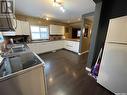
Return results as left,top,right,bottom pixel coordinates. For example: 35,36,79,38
9,44,28,53
0,44,43,78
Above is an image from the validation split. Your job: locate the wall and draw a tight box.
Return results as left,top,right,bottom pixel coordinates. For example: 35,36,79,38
64,21,82,39
69,21,82,28
80,19,93,53
16,14,70,39
67,20,93,53
71,28,80,38
87,0,127,68
64,27,72,39
16,14,68,26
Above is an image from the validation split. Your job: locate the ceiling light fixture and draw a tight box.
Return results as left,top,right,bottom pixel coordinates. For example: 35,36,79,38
60,6,65,12
52,0,66,13
42,15,49,20
78,17,81,21
46,17,49,20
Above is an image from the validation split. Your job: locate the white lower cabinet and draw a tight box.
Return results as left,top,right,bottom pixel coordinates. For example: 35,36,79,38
27,41,65,54
27,40,79,54
64,41,79,53
0,65,46,95
73,42,80,53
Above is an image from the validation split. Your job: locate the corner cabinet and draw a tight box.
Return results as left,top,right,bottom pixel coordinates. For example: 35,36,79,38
27,40,80,54
16,20,30,35
50,25,65,35
64,41,79,53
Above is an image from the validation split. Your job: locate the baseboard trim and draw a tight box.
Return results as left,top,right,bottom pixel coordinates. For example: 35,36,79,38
78,50,89,55
85,67,91,72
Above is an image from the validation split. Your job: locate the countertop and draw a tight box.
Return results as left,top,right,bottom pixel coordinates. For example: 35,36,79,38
29,39,80,44
0,44,45,80
65,38,80,42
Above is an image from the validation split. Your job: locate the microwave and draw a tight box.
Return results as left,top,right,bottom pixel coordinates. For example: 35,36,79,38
0,0,16,31
0,17,17,31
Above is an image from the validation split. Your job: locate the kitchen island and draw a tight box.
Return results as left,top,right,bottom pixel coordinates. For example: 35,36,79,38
0,44,46,95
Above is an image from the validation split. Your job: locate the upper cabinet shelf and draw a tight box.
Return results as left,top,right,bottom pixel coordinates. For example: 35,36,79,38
50,25,65,35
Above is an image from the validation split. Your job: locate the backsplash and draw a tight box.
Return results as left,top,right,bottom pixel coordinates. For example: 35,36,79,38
3,35,65,44
49,35,65,40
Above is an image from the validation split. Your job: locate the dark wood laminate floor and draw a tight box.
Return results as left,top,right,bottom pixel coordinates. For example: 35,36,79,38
39,49,114,95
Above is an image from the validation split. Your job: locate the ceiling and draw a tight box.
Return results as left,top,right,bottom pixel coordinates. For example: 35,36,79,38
15,0,95,23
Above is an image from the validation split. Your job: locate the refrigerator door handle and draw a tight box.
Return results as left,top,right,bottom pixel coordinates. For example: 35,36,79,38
107,42,127,45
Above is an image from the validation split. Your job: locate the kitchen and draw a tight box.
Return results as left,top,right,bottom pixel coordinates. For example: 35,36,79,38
0,0,94,95
1,14,92,55
1,0,127,95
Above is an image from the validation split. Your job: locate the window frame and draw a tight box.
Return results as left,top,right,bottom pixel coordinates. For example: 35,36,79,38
30,25,49,40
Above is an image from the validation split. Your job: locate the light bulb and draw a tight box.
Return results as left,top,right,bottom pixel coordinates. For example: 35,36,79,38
46,17,49,20
60,6,65,12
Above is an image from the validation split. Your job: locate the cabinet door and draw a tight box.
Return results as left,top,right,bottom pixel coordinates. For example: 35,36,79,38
64,41,73,50
72,42,79,53
64,41,79,53
15,20,23,35
0,66,46,95
50,25,64,35
27,41,65,54
20,21,30,35
50,41,65,50
59,26,64,35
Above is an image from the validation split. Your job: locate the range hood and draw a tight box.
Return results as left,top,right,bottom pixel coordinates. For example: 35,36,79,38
0,17,17,31
0,0,17,31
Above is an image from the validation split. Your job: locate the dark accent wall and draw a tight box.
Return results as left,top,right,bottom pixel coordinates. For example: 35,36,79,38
72,28,80,38
87,2,102,68
87,0,127,68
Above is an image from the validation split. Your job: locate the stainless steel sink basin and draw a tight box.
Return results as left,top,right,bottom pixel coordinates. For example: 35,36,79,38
7,44,29,53
11,47,26,53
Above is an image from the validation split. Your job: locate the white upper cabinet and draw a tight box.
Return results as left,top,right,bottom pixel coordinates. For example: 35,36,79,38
106,16,127,43
20,21,30,35
50,25,65,35
15,20,22,35
15,20,30,35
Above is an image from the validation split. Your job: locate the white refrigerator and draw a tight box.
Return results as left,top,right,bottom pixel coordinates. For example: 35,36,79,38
97,16,127,94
